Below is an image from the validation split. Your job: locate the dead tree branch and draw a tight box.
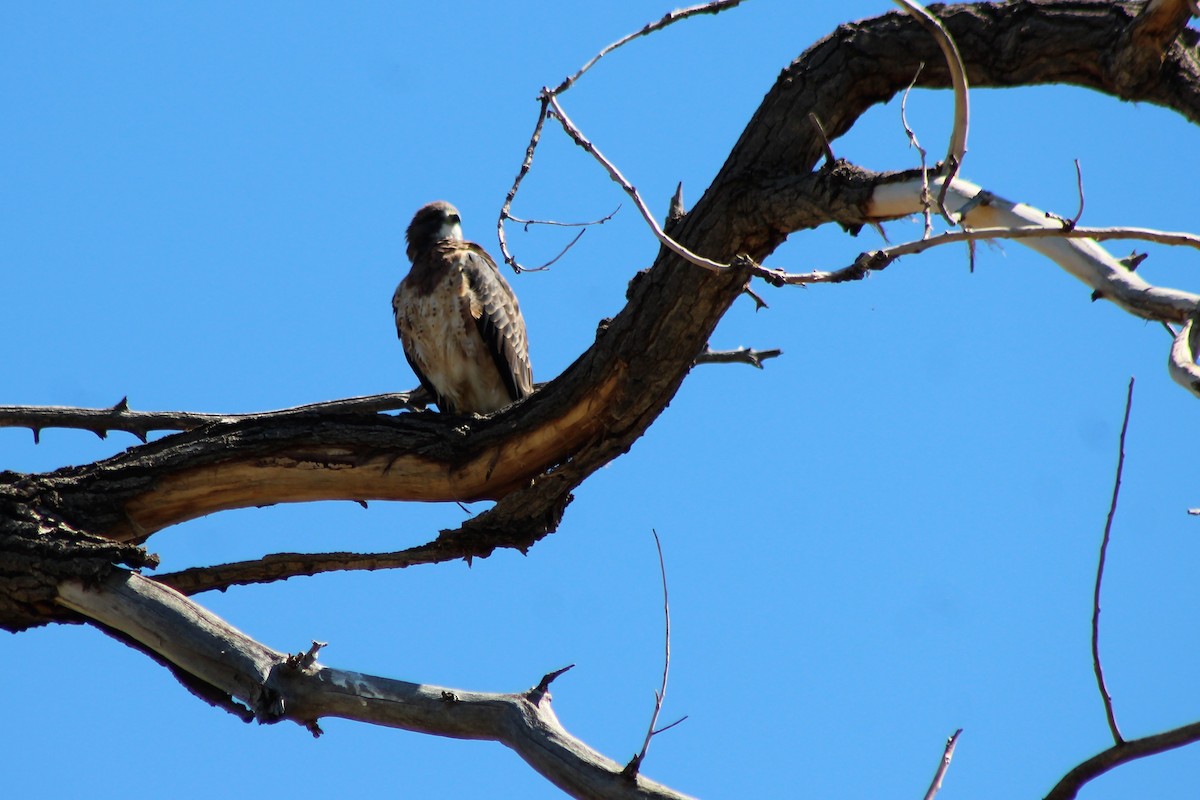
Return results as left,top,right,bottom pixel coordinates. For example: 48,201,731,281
0,392,427,442
1044,720,1200,800
923,728,963,800
56,569,696,800
623,530,679,779
1093,378,1135,746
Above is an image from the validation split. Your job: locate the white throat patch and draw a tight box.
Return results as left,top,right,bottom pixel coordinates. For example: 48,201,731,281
438,220,464,242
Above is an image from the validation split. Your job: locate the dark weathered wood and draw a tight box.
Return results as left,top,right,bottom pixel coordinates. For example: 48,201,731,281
3,0,1198,621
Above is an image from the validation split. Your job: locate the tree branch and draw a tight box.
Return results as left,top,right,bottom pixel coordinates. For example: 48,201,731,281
0,392,427,442
694,346,782,369
1092,378,1134,746
56,570,696,800
623,530,678,778
1044,721,1200,800
865,176,1200,323
923,728,963,800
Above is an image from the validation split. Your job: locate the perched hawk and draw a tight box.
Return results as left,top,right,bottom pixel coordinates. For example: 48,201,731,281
393,201,533,414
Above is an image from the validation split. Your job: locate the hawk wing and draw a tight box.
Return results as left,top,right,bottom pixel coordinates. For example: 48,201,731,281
459,242,533,403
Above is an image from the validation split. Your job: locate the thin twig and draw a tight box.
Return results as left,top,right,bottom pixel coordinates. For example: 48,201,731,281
551,0,744,95
499,206,620,272
514,229,590,273
923,728,963,800
545,94,731,273
808,112,836,165
748,223,1200,287
623,529,676,778
1071,158,1086,227
498,95,550,272
1093,377,1134,746
508,205,620,229
900,62,934,239
894,0,970,224
500,1,743,271
1046,159,1086,230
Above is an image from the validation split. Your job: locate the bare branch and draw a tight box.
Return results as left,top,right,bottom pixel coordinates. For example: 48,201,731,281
867,177,1200,323
550,0,743,95
923,728,963,800
545,94,733,274
1093,378,1134,746
1045,159,1086,230
1045,721,1200,800
893,0,969,219
56,570,696,800
500,1,742,272
154,542,463,596
750,221,1200,291
0,392,427,441
508,206,620,229
498,95,551,272
623,530,676,778
899,62,933,239
1070,158,1085,228
694,346,782,369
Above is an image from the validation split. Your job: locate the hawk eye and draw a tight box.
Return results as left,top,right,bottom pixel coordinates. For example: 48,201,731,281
447,214,461,224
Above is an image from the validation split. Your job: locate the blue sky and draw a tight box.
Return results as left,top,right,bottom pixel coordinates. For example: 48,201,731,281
3,2,1199,798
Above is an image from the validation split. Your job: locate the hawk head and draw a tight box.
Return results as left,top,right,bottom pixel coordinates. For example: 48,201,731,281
406,201,464,263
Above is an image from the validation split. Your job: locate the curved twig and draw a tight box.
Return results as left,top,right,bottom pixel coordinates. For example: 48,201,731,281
498,95,551,272
1092,378,1134,746
893,0,969,221
1044,721,1200,800
545,94,731,273
899,62,934,239
508,206,620,229
623,530,676,778
550,0,744,96
500,0,743,273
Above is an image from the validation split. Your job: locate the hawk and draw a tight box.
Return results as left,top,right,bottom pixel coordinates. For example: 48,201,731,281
393,201,533,414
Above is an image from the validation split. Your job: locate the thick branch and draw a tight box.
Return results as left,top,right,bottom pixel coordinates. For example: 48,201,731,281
56,570,695,800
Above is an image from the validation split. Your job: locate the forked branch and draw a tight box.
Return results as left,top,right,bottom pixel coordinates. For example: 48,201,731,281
56,570,695,800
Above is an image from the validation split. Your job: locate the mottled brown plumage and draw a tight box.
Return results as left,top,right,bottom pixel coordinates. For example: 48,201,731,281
393,201,533,414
